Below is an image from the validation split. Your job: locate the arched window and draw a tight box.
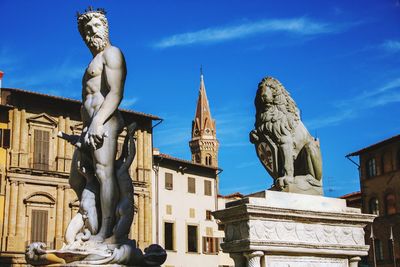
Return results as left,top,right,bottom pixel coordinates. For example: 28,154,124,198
205,154,212,166
366,158,376,178
385,193,396,215
369,198,379,215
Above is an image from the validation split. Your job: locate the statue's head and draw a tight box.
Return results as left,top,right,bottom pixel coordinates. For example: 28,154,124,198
255,77,282,111
77,7,109,53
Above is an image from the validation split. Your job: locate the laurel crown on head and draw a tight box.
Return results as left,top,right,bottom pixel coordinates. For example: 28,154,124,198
76,6,106,18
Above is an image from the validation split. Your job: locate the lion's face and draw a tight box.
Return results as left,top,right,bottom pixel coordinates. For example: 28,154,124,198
258,84,274,111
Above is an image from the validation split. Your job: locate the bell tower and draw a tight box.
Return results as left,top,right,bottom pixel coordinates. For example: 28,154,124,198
189,69,219,167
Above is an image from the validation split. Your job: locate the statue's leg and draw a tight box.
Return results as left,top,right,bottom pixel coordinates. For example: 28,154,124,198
276,142,294,188
92,132,118,241
304,141,323,181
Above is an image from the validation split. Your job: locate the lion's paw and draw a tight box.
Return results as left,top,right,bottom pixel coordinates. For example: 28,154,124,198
276,176,294,189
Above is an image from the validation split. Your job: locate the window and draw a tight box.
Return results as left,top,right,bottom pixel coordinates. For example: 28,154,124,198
204,180,212,196
164,222,174,250
166,205,172,215
366,158,376,178
31,210,48,244
385,193,397,215
369,198,379,215
0,129,11,148
375,239,383,261
165,173,173,190
189,208,195,218
195,154,201,164
203,237,219,254
188,177,196,193
187,225,198,252
206,210,212,220
205,154,212,166
33,129,50,170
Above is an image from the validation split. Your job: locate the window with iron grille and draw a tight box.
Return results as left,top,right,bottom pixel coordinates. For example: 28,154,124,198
203,237,219,254
165,173,173,190
206,210,212,220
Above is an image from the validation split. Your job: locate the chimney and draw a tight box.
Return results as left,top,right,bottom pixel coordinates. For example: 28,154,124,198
0,71,3,89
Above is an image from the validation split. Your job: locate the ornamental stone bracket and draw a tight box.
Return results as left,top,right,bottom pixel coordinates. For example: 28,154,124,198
213,190,375,267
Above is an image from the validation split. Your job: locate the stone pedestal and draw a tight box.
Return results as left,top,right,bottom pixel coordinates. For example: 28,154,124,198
213,190,375,267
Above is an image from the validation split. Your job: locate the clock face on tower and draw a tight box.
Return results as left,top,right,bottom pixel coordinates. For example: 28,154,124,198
194,129,199,136
205,128,211,134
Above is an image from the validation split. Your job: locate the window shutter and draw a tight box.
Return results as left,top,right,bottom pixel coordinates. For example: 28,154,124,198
204,180,212,196
33,130,50,170
188,177,196,193
31,210,48,243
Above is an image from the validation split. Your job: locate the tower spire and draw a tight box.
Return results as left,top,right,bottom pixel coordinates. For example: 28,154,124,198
189,69,219,167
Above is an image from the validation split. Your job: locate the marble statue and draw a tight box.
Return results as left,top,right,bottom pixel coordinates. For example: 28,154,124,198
249,76,323,195
26,7,166,266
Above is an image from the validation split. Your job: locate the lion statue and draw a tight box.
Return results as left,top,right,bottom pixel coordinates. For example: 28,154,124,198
249,76,323,195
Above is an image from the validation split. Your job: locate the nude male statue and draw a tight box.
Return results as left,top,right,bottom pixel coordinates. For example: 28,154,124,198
69,8,126,242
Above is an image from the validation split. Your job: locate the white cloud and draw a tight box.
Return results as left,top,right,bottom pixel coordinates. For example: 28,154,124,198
307,77,400,130
121,97,138,108
153,17,341,48
306,110,356,130
5,56,82,98
382,40,400,53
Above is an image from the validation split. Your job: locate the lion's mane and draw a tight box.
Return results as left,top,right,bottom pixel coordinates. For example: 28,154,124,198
255,77,300,144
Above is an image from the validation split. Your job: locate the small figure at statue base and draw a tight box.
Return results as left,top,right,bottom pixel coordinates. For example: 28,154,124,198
26,240,167,266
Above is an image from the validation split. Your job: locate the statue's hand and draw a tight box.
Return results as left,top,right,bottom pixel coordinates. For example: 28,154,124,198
86,120,105,150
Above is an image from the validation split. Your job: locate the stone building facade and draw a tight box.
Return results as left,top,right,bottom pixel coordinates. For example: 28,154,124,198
347,135,400,266
152,152,233,267
0,88,159,265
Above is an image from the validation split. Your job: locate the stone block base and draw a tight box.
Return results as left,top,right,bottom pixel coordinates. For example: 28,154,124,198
213,190,375,267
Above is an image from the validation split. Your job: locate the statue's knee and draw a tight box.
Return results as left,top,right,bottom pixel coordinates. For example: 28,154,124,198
95,164,106,180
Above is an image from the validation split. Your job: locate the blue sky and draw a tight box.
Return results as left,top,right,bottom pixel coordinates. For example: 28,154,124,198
1,0,399,197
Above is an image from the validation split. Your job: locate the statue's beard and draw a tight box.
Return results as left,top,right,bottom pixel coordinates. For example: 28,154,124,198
85,33,108,52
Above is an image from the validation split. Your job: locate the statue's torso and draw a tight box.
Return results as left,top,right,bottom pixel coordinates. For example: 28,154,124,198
81,48,123,129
